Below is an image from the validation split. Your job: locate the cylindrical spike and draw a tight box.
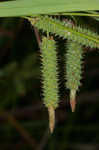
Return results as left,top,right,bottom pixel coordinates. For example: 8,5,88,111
40,36,59,133
65,41,83,112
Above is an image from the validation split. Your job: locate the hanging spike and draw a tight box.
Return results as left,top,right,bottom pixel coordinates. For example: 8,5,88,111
70,90,76,112
48,106,55,133
40,36,59,133
65,41,83,112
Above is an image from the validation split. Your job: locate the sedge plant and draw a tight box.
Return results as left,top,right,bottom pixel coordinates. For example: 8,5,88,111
0,0,99,133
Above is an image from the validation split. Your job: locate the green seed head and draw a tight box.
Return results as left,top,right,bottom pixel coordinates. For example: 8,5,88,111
66,41,83,91
40,36,59,109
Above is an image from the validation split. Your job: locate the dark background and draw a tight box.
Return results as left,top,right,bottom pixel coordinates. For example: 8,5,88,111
0,15,99,150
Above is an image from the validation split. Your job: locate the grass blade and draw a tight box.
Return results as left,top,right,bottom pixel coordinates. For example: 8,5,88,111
0,0,99,17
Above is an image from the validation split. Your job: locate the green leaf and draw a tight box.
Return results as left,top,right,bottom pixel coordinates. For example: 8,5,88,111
0,0,99,17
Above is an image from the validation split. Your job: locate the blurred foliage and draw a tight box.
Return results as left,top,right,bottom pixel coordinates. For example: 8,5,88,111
0,16,99,150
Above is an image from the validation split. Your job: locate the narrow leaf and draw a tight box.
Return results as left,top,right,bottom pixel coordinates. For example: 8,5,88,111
0,0,99,17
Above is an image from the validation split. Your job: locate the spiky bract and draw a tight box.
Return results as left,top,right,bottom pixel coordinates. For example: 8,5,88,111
29,16,99,48
40,36,59,108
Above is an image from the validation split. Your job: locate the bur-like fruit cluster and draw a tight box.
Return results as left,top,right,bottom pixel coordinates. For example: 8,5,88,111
40,36,59,108
65,41,83,112
66,41,83,91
